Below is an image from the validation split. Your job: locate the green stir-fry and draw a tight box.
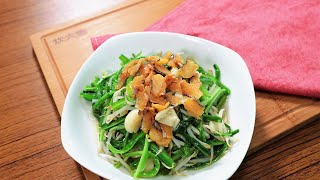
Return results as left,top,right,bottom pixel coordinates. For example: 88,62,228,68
80,51,239,178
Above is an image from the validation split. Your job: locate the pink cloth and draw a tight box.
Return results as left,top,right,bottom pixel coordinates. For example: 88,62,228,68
91,0,320,98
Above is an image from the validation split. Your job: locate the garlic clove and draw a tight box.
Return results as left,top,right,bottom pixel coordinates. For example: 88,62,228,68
124,109,142,133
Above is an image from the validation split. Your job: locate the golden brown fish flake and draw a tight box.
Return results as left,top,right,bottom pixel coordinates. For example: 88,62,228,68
135,85,148,110
138,63,153,77
145,71,155,86
152,102,170,112
180,80,203,99
141,107,155,133
154,62,170,75
150,94,168,105
116,60,137,89
131,75,144,92
183,98,204,119
146,56,160,61
168,54,183,68
151,74,166,97
158,58,169,65
190,72,202,88
165,75,183,93
160,123,173,139
165,93,181,106
149,123,173,147
128,60,142,76
179,60,199,78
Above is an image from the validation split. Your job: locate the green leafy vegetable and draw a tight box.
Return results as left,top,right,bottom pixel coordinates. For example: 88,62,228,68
80,51,238,178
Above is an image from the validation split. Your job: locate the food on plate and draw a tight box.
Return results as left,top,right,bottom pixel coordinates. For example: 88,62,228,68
80,51,238,178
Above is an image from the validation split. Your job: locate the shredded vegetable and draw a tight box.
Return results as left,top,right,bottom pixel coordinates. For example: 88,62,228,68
80,51,239,178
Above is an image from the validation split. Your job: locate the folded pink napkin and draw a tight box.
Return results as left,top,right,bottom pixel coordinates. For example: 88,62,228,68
91,0,320,98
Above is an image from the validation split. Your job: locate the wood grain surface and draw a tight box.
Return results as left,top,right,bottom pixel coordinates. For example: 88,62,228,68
30,0,320,155
0,0,319,179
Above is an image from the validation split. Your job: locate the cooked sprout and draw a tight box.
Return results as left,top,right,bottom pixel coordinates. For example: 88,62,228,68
80,51,238,178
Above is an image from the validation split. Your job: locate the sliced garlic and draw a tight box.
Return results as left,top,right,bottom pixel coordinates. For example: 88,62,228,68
155,107,180,128
124,109,142,133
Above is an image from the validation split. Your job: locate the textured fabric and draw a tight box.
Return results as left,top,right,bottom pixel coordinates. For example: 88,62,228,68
91,0,320,98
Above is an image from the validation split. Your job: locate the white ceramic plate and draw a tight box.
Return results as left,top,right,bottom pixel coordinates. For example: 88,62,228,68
61,32,256,180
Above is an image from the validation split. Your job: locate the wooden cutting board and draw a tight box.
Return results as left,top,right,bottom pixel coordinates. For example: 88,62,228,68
30,0,320,179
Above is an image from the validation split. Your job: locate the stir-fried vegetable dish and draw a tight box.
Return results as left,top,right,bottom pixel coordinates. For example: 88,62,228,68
80,51,239,178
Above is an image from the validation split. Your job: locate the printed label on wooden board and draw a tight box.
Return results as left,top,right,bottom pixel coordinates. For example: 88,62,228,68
30,0,320,179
